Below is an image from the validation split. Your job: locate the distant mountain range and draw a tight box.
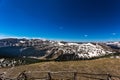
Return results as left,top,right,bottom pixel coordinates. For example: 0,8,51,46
0,38,120,60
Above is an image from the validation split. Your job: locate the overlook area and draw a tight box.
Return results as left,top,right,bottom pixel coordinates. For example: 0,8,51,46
0,58,120,80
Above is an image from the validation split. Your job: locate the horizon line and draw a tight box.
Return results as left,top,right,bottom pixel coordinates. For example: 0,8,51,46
0,34,119,42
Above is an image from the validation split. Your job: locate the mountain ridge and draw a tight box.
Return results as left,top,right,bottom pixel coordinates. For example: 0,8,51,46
0,38,120,60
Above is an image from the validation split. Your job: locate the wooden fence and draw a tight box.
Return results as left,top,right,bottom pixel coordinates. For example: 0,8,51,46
1,71,120,80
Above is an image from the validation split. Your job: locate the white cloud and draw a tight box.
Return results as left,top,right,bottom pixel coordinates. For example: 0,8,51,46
112,33,116,36
0,34,46,40
0,34,13,39
84,35,88,37
0,35,27,39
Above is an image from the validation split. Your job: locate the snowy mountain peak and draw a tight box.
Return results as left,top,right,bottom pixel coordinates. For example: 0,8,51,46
45,42,114,60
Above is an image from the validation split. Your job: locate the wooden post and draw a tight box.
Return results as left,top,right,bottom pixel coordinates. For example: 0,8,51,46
73,72,77,80
17,71,28,80
48,72,52,80
0,73,3,80
107,73,112,80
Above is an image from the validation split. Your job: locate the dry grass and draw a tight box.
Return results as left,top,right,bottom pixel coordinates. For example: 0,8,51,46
0,58,120,80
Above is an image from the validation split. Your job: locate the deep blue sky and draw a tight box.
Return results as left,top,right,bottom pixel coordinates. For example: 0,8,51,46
0,0,120,41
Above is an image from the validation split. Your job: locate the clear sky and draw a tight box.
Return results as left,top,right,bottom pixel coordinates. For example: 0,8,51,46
0,0,120,41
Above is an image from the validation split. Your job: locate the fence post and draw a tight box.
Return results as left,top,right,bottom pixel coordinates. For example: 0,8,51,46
107,73,112,80
0,73,3,80
17,71,28,80
73,72,77,80
48,72,52,80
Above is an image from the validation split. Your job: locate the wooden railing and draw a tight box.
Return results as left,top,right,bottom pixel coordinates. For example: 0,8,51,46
1,71,120,80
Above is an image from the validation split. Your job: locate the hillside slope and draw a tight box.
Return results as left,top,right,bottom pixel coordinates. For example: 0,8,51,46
44,43,114,60
0,58,120,80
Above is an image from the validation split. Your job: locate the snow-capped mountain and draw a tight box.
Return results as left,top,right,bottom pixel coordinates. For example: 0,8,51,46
44,42,114,60
0,38,118,60
106,42,120,49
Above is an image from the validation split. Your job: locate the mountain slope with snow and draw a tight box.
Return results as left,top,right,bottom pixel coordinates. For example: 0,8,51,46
44,42,114,60
0,38,118,60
